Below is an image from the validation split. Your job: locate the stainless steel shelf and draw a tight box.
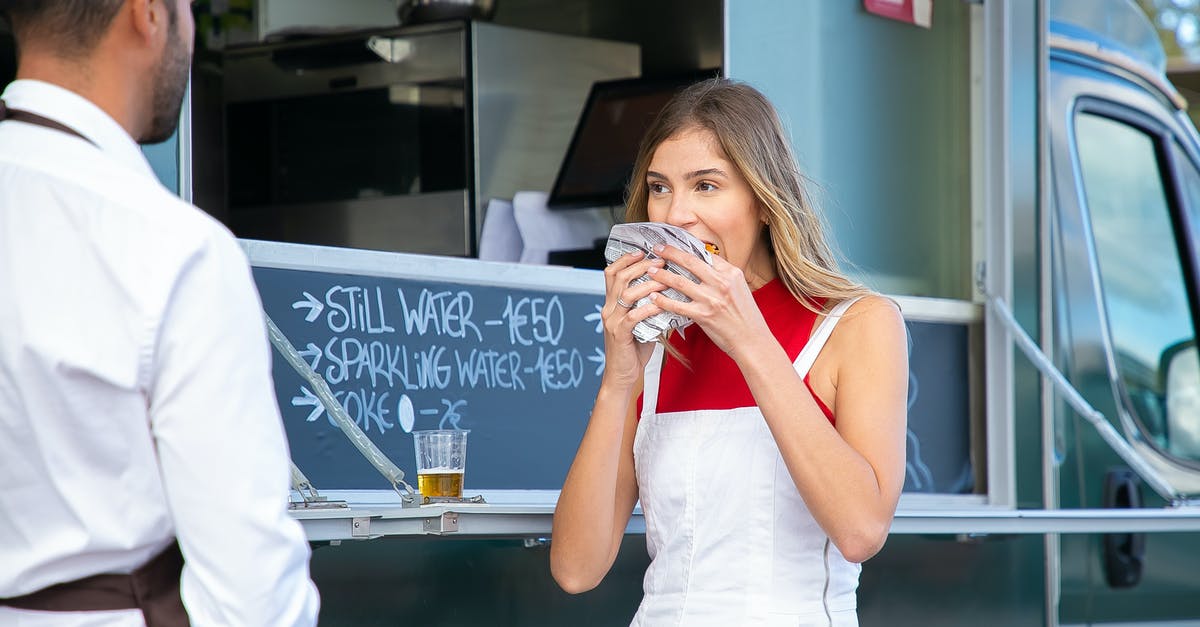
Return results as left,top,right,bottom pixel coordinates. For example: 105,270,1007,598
291,490,1200,541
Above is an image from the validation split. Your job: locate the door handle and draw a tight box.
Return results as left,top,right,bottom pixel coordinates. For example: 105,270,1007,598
1102,467,1145,588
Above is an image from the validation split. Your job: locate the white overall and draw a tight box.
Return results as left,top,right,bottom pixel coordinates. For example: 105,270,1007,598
630,297,862,627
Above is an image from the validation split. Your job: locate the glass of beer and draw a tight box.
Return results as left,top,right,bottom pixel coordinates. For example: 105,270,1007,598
412,429,469,498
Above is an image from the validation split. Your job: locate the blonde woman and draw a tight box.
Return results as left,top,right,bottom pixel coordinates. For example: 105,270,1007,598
551,78,908,626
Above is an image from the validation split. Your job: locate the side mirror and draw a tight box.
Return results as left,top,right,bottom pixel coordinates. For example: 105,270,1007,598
1164,341,1200,460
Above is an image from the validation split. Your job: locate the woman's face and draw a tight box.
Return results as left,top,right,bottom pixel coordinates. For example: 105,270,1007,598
645,127,774,285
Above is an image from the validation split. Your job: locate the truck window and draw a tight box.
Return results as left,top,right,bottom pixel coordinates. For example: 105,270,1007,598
1075,112,1200,463
1166,141,1200,460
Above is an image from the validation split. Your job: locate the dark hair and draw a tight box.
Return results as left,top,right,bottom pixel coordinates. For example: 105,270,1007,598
1,0,126,58
624,77,870,312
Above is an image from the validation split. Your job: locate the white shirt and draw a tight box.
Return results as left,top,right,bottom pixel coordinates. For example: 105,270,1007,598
0,80,320,626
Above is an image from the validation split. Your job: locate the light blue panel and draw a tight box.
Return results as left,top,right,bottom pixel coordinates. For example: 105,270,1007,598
141,130,180,196
727,0,972,298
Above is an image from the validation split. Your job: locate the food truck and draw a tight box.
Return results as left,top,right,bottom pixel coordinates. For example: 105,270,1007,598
6,0,1200,624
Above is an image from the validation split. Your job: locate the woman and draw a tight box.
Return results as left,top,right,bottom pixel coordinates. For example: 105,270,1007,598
550,78,908,626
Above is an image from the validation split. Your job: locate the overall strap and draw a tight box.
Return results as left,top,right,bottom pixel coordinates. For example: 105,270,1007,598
640,342,666,417
792,296,863,379
0,98,95,146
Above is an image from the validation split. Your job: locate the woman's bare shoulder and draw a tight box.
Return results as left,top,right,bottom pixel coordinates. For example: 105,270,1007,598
833,294,907,352
844,293,902,316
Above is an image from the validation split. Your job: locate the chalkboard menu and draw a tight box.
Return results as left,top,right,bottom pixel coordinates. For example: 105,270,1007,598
245,241,975,496
248,242,606,491
904,321,973,494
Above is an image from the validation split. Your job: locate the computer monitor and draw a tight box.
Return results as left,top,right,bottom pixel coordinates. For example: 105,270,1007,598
547,73,713,210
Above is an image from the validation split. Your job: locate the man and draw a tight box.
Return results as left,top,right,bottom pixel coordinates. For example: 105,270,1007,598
0,1,320,625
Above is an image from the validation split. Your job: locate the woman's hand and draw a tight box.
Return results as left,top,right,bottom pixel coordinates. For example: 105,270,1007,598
644,244,772,358
601,251,667,390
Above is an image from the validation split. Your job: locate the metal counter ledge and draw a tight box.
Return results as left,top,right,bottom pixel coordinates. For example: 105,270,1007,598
291,490,1200,541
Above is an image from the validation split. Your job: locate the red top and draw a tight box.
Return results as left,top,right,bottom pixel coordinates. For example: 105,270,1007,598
639,278,835,423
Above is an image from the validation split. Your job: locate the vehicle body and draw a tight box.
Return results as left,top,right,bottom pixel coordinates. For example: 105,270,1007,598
1046,2,1200,622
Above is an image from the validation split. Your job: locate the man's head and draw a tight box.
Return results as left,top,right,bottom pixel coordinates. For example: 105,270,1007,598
1,0,193,144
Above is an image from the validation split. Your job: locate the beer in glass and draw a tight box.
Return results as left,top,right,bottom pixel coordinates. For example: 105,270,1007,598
412,429,469,498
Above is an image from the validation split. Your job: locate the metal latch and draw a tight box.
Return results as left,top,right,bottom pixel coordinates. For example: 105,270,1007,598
423,512,459,534
351,516,371,538
419,494,486,506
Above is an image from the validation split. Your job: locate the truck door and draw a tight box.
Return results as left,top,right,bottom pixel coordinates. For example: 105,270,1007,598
1050,48,1200,623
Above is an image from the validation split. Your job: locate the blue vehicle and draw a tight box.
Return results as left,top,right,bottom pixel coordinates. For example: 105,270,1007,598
260,2,1200,623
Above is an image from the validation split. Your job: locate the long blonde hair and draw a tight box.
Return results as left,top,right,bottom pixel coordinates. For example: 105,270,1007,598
625,78,872,313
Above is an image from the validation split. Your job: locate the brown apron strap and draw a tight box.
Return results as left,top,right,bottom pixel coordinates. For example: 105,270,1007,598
0,542,189,626
132,542,189,627
0,98,96,146
0,573,140,613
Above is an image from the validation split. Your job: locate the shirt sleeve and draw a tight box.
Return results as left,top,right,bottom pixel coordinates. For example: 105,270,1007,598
146,226,320,626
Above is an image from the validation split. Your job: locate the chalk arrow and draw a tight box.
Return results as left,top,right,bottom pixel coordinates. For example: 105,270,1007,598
297,343,321,370
585,305,603,333
291,386,324,422
587,346,605,376
292,292,324,323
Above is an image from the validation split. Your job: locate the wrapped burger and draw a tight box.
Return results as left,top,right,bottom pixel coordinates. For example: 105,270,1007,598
603,222,714,343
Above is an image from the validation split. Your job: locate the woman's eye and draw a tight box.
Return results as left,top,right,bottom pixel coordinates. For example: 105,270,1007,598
697,181,717,192
648,182,669,194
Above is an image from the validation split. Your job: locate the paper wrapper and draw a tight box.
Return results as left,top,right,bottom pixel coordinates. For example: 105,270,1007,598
604,223,713,343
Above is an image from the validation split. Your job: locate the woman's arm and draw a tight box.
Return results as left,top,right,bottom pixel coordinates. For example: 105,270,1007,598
550,250,664,593
737,296,908,563
550,383,642,593
645,246,907,563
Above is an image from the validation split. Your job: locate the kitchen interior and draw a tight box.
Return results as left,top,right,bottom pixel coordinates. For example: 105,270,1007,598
193,0,723,266
1,0,721,265
4,1,987,303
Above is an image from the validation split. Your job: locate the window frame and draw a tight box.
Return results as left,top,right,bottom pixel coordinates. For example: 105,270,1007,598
1072,96,1200,472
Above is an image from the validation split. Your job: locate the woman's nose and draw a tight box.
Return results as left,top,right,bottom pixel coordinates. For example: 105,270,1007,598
664,196,696,228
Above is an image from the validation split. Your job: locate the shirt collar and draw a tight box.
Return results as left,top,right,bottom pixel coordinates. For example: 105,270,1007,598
1,79,158,180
